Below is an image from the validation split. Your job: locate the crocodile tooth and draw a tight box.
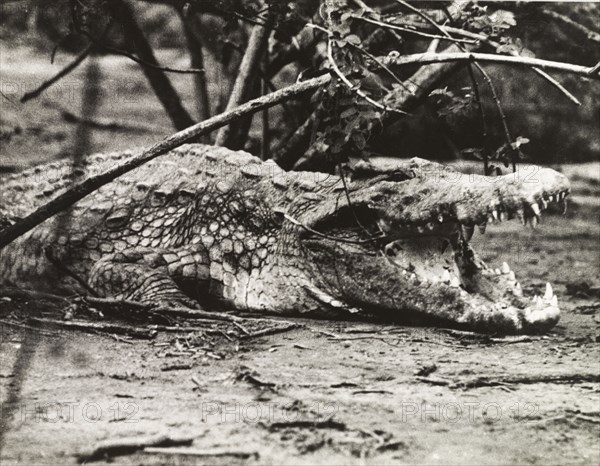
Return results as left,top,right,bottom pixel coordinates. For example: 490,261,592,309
558,192,565,201
478,223,486,234
508,271,516,281
462,225,474,241
441,270,451,283
487,216,494,224
514,282,523,297
501,262,510,274
549,194,555,202
500,211,506,221
550,295,558,307
544,282,553,301
562,199,568,214
539,199,548,209
492,209,499,221
531,203,541,217
494,268,501,275
438,214,444,222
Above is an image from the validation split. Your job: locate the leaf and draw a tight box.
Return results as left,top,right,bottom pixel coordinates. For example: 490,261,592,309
351,132,367,150
511,136,530,150
340,107,358,119
520,48,536,58
345,34,362,46
489,10,516,28
496,44,518,54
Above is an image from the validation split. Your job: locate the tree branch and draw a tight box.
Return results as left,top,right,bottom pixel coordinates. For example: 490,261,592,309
181,11,211,143
541,9,600,45
0,75,331,249
379,53,598,80
20,43,93,103
399,22,582,105
215,9,272,149
108,0,194,130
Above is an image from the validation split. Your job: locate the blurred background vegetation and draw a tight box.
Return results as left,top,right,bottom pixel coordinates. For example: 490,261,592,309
0,0,598,169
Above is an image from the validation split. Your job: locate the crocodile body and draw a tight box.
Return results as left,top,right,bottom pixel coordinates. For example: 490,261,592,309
0,144,571,333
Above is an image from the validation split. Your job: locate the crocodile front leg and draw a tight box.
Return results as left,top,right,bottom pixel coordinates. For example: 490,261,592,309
89,247,210,307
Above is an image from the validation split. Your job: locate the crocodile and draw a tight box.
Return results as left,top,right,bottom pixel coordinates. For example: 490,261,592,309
0,144,571,333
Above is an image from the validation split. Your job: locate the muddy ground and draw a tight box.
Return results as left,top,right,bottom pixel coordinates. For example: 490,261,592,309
1,48,599,465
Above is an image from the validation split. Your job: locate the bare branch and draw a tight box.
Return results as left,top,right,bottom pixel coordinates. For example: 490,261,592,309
101,43,206,74
327,39,407,115
20,44,93,103
401,22,582,105
542,9,600,45
353,15,476,44
379,53,598,80
108,0,194,130
0,75,331,249
181,11,211,143
216,10,272,148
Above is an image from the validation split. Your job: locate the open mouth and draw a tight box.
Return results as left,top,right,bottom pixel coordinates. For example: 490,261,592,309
380,189,570,332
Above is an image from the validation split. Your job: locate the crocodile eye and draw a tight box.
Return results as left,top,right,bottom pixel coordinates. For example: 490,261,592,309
151,190,168,206
106,209,130,229
177,189,195,204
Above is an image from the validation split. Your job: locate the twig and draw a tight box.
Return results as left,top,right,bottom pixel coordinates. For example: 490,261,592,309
261,52,269,160
0,288,70,303
378,52,598,80
84,296,242,323
102,44,206,75
153,307,242,323
143,447,258,459
57,106,168,133
20,43,93,103
232,321,250,335
0,74,330,249
283,213,383,245
241,323,299,340
414,376,451,386
0,319,58,337
541,9,600,45
350,0,412,45
27,317,156,339
268,419,347,431
455,373,600,389
77,433,195,463
467,65,489,173
388,22,583,104
574,414,600,424
352,15,476,44
327,39,407,115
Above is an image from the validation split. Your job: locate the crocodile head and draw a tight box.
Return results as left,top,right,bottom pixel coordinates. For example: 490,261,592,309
298,163,570,334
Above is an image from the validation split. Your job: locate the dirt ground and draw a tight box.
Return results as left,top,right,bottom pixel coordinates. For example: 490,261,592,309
1,48,599,465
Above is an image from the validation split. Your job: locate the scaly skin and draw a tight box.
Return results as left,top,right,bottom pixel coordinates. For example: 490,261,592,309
0,144,571,333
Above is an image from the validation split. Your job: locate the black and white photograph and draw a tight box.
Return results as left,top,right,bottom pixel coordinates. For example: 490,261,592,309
0,0,598,464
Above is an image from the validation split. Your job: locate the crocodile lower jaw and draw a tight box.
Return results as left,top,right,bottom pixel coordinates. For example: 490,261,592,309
381,192,569,333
